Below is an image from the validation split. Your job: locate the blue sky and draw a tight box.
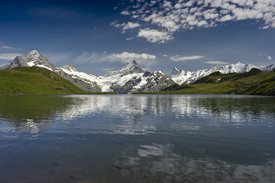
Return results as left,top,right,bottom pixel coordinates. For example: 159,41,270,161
0,0,274,76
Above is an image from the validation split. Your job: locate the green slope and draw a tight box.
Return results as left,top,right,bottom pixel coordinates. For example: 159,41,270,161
134,68,275,95
0,66,88,95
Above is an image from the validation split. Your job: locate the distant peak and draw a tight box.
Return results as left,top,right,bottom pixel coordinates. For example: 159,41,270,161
60,65,77,71
170,67,180,76
173,67,179,72
122,60,140,70
27,50,40,57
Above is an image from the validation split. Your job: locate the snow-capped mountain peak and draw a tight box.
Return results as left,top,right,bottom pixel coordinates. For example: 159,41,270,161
104,60,144,77
170,67,180,77
0,50,56,71
26,50,40,58
122,60,139,71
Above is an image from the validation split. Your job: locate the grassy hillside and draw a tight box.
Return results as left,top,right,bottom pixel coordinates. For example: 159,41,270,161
134,68,275,95
0,66,90,95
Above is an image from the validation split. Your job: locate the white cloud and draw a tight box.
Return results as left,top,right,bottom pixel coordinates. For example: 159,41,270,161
197,20,208,27
122,22,140,30
204,61,229,64
107,52,157,66
102,68,114,71
262,25,270,29
162,54,168,57
114,0,275,43
163,0,173,8
170,55,204,61
1,46,21,51
111,21,121,28
220,14,234,22
121,10,131,15
108,52,156,60
126,37,134,40
267,56,272,60
111,21,140,32
0,53,21,60
137,28,173,43
75,51,157,67
1,46,13,50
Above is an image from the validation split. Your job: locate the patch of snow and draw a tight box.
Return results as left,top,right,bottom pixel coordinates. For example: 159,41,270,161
133,76,150,89
121,60,137,71
27,61,35,67
36,65,53,71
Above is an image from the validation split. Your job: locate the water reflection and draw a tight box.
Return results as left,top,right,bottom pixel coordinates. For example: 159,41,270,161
117,143,275,182
0,95,275,182
0,95,275,134
0,96,75,134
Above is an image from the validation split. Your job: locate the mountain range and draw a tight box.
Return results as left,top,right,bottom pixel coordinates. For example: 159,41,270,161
1,50,275,94
0,50,175,94
169,62,275,85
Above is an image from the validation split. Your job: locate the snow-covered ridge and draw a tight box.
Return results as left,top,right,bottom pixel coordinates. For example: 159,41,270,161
170,62,275,85
2,50,274,93
59,65,98,81
0,51,175,93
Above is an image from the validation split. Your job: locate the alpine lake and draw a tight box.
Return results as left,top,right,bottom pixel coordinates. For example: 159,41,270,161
0,94,274,183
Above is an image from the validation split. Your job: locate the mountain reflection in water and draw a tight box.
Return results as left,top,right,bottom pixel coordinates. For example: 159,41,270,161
0,95,274,182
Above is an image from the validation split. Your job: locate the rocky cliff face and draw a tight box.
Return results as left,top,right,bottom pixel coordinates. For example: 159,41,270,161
141,71,175,92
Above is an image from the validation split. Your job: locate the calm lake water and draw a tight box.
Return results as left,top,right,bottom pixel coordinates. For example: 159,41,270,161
0,94,275,183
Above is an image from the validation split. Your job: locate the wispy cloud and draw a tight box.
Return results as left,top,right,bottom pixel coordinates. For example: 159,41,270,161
75,51,107,63
1,46,13,50
0,53,21,60
170,55,204,61
102,68,114,71
111,21,140,33
267,56,272,60
44,52,72,64
204,61,229,65
75,51,157,67
1,46,21,51
107,52,156,66
126,37,134,40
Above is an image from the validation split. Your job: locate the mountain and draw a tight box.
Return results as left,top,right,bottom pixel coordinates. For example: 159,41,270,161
170,62,275,85
138,68,275,95
0,50,101,92
1,50,56,71
1,50,175,94
0,66,88,95
59,59,175,94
